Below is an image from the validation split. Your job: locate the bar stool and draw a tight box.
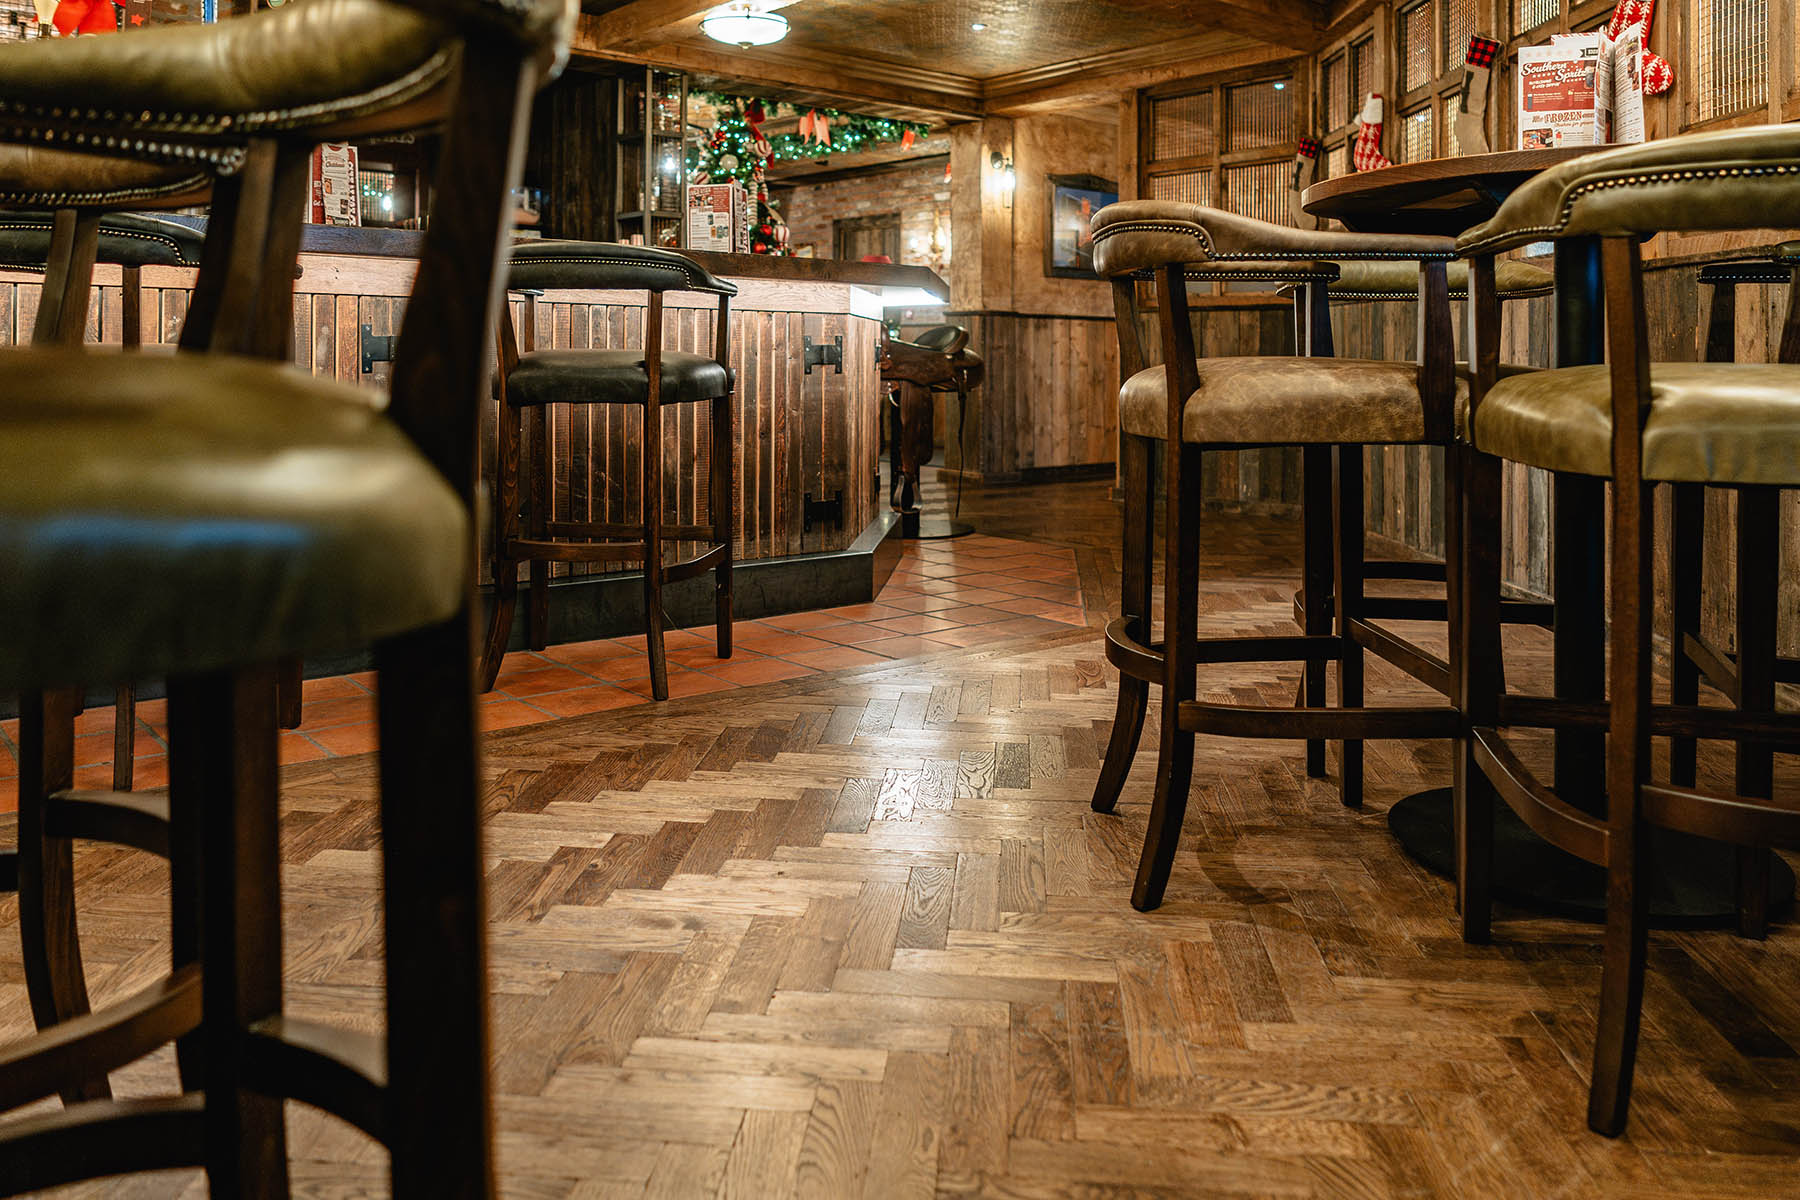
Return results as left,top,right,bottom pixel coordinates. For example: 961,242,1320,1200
1454,127,1800,1135
479,241,736,702
1280,259,1556,778
880,324,984,538
0,210,204,790
1087,202,1465,911
1667,243,1800,938
0,2,569,1196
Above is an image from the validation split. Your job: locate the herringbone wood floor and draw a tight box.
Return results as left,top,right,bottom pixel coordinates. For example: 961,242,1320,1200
5,488,1800,1198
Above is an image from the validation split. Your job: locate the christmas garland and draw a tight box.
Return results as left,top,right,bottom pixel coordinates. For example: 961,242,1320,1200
689,93,930,256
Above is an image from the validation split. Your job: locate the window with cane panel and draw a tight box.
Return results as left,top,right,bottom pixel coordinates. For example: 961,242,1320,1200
1141,68,1301,229
1692,0,1768,121
1316,34,1375,182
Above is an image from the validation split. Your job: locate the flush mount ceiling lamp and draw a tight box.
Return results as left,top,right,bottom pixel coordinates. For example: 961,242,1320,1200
701,1,789,47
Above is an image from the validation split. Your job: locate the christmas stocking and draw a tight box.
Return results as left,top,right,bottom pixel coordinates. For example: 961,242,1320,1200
1290,137,1320,229
1453,35,1501,154
1352,94,1391,172
46,0,119,35
1607,0,1672,95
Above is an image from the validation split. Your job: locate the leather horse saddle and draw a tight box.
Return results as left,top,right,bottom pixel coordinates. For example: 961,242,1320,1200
879,325,984,520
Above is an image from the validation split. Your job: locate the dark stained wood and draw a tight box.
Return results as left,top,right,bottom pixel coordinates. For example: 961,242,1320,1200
1301,148,1597,236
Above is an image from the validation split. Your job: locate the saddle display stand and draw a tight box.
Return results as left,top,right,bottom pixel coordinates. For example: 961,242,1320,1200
880,325,984,539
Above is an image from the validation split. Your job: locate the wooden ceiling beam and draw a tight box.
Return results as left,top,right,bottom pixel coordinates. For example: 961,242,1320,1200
983,41,1296,115
1189,0,1328,53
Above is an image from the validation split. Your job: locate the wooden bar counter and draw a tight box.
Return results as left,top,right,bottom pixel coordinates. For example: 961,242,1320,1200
0,230,947,633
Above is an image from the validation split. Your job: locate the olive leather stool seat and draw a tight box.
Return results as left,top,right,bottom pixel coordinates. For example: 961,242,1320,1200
481,240,737,702
1452,127,1800,1137
0,0,573,1195
0,210,206,790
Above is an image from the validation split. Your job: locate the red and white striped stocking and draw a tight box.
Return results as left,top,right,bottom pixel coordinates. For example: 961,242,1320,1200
1607,0,1672,95
1352,94,1391,172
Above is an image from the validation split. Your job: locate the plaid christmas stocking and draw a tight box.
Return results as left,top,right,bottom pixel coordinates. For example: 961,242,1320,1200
1453,35,1501,154
1291,137,1320,229
1607,0,1672,95
1352,94,1391,172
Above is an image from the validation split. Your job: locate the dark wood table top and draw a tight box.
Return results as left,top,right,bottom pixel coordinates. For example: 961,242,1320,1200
1301,147,1598,236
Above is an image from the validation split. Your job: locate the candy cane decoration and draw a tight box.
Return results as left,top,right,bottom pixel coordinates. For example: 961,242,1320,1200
1606,0,1672,95
1352,94,1391,172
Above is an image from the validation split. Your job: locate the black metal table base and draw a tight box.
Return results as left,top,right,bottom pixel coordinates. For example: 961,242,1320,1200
899,512,974,540
1389,787,1795,929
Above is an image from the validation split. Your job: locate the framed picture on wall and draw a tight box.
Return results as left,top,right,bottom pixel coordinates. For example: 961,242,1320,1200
1045,173,1117,279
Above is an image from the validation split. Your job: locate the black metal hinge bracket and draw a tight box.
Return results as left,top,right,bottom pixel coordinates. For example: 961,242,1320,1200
803,490,844,533
360,324,397,374
803,334,843,375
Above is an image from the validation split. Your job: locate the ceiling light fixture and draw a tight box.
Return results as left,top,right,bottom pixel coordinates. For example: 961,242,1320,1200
970,22,987,31
700,1,789,47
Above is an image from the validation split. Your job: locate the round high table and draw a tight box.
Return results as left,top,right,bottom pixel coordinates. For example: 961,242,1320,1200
1302,151,1793,927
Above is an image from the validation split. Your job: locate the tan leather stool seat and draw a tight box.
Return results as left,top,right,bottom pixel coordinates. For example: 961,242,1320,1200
1472,362,1800,484
1330,258,1554,299
1121,357,1450,445
504,349,731,408
0,348,467,689
0,144,209,209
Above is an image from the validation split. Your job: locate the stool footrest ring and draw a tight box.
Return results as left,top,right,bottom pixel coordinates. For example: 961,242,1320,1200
0,1094,204,1198
0,965,201,1112
244,1016,387,1144
45,789,171,858
1470,727,1609,866
1179,700,1460,740
1103,618,1342,683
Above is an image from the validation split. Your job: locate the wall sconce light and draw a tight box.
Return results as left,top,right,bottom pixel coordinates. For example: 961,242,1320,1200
989,149,1016,197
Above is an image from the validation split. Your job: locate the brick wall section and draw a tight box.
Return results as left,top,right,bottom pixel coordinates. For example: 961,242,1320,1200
775,157,953,280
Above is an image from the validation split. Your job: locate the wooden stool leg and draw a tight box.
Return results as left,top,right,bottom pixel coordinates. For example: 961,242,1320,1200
1734,486,1778,940
375,615,496,1200
1667,483,1704,786
1334,445,1365,808
112,684,136,792
276,657,303,730
17,686,110,1106
169,665,288,1196
1094,433,1155,815
1301,445,1333,779
1132,442,1202,912
480,400,524,692
1454,446,1503,945
527,405,550,653
712,391,733,659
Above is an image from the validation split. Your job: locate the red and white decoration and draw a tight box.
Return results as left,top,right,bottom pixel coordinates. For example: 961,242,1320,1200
35,0,118,34
1606,0,1672,95
1351,94,1391,172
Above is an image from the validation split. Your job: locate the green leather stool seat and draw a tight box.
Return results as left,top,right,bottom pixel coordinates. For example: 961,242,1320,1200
1329,258,1554,300
0,211,204,268
0,348,467,690
1472,361,1800,484
0,144,209,210
503,349,731,408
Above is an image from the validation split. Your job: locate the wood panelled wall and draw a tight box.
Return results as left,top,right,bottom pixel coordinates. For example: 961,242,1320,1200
948,312,1119,482
0,265,883,582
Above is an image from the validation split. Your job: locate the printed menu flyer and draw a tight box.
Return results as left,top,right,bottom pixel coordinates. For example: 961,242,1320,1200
1517,31,1643,150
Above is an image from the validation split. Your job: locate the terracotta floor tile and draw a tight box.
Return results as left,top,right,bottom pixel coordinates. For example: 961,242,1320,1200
478,699,549,732
71,706,121,737
929,586,1015,605
878,592,964,614
662,628,713,649
72,729,163,768
822,603,909,622
131,757,170,790
812,622,913,647
496,664,604,698
908,561,964,579
300,675,373,702
989,594,1076,618
921,624,1017,649
583,653,655,682
950,570,1022,589
0,741,13,775
345,671,379,689
758,610,849,632
732,628,840,656
1000,579,1083,601
527,685,645,718
782,645,889,671
308,722,382,756
133,698,167,725
280,733,329,765
666,645,758,669
859,635,957,660
872,614,962,636
617,670,734,700
294,695,380,730
542,638,641,667
933,604,1014,625
703,657,818,686
908,577,967,596
0,776,15,815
